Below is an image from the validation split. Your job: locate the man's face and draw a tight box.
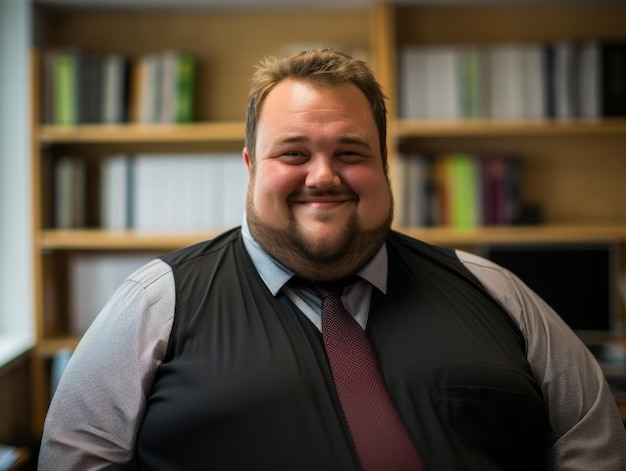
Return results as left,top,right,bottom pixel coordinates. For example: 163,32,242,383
244,78,392,281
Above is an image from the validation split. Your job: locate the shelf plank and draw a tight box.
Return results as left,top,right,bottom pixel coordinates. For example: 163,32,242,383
398,225,626,245
38,229,226,251
38,122,246,144
38,225,626,251
394,118,626,139
38,119,626,144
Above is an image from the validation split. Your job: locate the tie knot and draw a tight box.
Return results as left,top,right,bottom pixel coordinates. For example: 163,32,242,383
312,281,345,299
295,276,359,300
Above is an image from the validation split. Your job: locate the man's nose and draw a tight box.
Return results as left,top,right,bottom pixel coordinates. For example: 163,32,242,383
305,155,341,189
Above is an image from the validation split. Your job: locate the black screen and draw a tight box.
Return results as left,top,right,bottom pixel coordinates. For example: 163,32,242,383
481,243,616,333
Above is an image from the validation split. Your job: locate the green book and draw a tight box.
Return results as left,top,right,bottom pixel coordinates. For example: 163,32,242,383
176,54,195,123
54,52,78,125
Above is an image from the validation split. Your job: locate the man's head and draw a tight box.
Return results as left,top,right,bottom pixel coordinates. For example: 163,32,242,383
243,49,393,281
245,49,388,169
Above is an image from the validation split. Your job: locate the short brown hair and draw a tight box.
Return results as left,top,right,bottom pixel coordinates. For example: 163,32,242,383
245,49,388,168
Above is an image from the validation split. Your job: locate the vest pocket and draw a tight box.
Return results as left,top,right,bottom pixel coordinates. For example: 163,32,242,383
428,364,551,470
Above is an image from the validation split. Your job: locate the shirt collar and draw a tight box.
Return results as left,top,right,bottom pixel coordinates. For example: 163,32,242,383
241,215,388,296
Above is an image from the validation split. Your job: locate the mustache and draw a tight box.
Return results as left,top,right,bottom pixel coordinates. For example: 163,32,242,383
288,188,359,203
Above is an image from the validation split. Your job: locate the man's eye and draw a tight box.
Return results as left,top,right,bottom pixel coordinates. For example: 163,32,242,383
279,152,308,163
337,151,365,162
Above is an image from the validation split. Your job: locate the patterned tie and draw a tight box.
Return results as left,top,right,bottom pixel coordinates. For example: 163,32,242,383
312,280,425,471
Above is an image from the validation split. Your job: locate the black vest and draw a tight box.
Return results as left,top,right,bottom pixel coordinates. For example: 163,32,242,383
136,229,551,470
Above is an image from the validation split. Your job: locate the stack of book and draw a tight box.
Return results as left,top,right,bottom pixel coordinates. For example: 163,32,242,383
398,40,626,121
400,153,522,228
41,49,196,125
52,152,248,232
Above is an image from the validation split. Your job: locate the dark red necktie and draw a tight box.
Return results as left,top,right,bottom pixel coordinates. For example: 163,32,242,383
312,281,425,471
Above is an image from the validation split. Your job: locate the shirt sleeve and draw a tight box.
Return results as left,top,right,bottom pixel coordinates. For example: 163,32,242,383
38,259,176,470
457,249,626,470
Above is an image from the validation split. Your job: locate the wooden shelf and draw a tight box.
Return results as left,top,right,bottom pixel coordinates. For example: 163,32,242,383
37,119,626,145
37,122,246,144
28,1,626,439
393,118,626,139
38,225,626,251
38,229,225,251
398,225,626,246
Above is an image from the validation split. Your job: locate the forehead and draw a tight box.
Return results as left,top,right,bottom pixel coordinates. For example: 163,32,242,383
259,79,377,134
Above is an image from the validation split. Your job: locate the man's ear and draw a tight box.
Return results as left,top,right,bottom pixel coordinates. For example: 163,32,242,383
243,147,252,175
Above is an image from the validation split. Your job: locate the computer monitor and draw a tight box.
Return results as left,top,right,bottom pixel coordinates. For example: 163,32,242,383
479,242,620,346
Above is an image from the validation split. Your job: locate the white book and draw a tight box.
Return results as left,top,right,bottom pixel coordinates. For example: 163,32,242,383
219,153,248,229
523,44,547,119
579,40,602,119
159,50,178,124
425,46,462,120
101,154,130,230
176,155,196,230
101,54,126,124
398,46,429,120
193,155,220,230
137,54,162,124
488,44,526,119
133,154,162,231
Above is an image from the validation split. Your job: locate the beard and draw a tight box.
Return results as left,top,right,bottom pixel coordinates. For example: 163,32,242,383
246,186,393,279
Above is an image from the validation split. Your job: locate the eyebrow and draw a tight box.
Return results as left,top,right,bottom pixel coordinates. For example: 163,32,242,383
274,135,372,149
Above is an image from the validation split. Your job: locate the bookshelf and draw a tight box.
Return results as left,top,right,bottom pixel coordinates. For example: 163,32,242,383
30,1,626,433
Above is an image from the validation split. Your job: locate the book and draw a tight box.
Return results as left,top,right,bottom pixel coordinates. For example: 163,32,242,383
523,44,547,119
219,154,248,229
41,50,56,124
53,51,79,125
137,53,162,123
579,40,602,119
601,41,626,117
398,46,429,120
78,52,103,124
458,46,489,119
175,53,196,123
552,40,579,119
132,153,245,231
447,153,480,228
403,154,433,227
159,51,196,124
54,156,86,228
100,154,131,230
488,44,526,120
425,46,462,120
101,53,129,124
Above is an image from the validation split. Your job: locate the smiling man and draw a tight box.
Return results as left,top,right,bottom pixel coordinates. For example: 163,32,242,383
245,77,392,281
39,49,626,471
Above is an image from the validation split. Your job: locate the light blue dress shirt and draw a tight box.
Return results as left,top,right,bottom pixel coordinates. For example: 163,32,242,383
241,217,387,331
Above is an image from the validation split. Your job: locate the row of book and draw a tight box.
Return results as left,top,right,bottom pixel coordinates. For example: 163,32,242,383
399,153,524,228
53,153,248,231
42,49,196,125
398,40,626,121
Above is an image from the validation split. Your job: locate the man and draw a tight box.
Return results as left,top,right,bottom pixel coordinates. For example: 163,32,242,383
39,49,626,470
